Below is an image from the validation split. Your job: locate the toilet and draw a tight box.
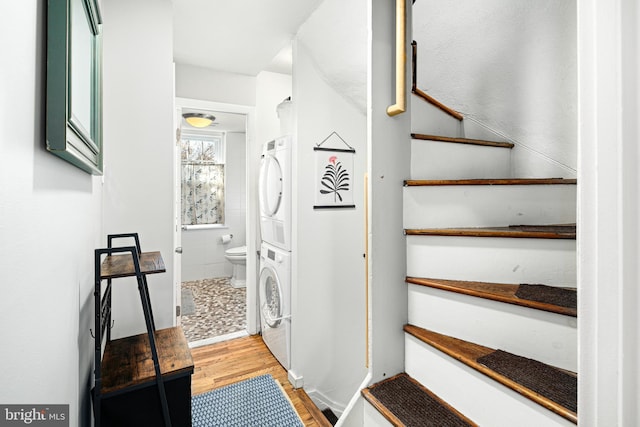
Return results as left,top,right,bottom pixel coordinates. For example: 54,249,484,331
225,245,247,288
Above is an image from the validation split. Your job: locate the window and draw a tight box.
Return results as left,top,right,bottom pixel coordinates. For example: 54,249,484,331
180,132,225,226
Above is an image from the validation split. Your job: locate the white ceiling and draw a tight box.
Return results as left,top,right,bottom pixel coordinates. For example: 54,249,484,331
181,108,247,133
172,0,323,76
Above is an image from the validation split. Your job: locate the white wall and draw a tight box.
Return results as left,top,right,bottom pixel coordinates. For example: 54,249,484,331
175,63,257,106
102,0,176,338
368,0,411,386
255,71,292,144
291,6,368,411
413,0,577,178
578,0,640,425
293,0,367,113
0,2,102,425
181,132,247,281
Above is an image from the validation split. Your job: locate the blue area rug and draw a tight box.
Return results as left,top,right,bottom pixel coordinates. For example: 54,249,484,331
192,374,304,427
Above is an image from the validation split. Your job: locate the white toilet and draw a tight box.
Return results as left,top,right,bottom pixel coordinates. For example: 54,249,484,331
225,245,247,288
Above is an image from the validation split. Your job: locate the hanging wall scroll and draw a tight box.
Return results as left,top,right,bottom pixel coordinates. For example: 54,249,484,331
314,132,356,209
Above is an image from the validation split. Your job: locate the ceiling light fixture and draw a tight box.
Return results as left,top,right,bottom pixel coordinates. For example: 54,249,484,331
183,112,216,128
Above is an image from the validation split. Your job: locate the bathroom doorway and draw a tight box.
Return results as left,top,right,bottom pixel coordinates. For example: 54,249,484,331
174,97,257,347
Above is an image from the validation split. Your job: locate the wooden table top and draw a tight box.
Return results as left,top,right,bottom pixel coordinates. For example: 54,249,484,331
100,326,193,395
100,251,165,279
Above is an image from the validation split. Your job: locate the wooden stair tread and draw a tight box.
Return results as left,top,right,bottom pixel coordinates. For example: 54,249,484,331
101,326,194,395
406,277,577,317
405,224,576,239
404,178,577,187
411,133,515,149
100,251,166,279
362,373,477,426
404,325,577,424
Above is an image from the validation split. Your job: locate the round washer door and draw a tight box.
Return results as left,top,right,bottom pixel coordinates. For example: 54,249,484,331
259,154,283,217
259,266,283,328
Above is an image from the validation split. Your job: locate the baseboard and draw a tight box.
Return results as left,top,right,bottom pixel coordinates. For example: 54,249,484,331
306,389,348,418
288,370,304,389
187,330,248,348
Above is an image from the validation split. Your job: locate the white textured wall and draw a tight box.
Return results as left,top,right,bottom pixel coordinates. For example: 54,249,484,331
181,132,247,281
292,16,368,412
175,63,257,106
255,71,292,144
295,0,367,113
413,0,577,178
0,2,102,425
102,0,176,338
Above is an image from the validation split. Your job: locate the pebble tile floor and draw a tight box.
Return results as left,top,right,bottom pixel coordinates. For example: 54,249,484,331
181,277,246,343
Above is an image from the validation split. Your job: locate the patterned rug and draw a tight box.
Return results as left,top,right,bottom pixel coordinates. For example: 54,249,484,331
181,277,246,342
192,374,303,427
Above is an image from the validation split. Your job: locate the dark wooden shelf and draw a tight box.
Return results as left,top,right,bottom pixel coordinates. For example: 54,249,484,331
100,251,165,279
101,326,194,396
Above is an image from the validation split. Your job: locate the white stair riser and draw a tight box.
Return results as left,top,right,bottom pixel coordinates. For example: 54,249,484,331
407,235,576,286
411,139,511,180
403,184,576,228
408,284,577,371
363,401,394,427
411,95,463,137
405,335,575,427
459,118,511,144
411,95,512,144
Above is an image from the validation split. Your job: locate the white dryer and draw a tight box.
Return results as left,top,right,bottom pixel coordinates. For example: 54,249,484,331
259,241,291,370
259,135,292,251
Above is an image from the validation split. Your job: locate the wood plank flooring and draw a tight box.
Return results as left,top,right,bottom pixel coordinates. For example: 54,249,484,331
190,334,332,427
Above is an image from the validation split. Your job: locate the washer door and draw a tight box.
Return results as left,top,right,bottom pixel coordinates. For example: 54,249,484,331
259,266,283,328
259,154,283,217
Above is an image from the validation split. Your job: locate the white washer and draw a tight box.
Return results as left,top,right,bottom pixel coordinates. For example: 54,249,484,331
259,135,292,251
259,241,291,370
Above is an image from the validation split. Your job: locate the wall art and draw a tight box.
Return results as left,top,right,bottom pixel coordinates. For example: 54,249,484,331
314,132,356,209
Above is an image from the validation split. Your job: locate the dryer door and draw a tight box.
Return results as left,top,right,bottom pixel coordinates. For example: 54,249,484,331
259,265,283,328
259,154,283,217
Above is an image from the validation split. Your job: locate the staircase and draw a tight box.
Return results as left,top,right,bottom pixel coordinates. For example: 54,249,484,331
362,85,577,425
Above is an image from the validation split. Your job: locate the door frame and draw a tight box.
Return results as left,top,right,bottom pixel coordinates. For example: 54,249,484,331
174,97,258,335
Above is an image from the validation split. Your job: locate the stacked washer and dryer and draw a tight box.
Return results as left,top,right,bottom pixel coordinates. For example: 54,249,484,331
258,134,293,370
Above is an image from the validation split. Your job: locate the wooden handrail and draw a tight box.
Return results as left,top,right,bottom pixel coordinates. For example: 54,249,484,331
411,40,465,121
387,0,407,116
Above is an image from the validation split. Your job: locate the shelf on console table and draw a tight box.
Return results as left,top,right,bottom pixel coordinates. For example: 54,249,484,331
100,251,166,279
100,326,194,396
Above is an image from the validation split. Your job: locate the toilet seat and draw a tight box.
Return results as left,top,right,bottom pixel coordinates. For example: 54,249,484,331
225,245,247,257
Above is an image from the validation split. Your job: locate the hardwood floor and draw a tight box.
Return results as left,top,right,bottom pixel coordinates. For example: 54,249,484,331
190,334,332,427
